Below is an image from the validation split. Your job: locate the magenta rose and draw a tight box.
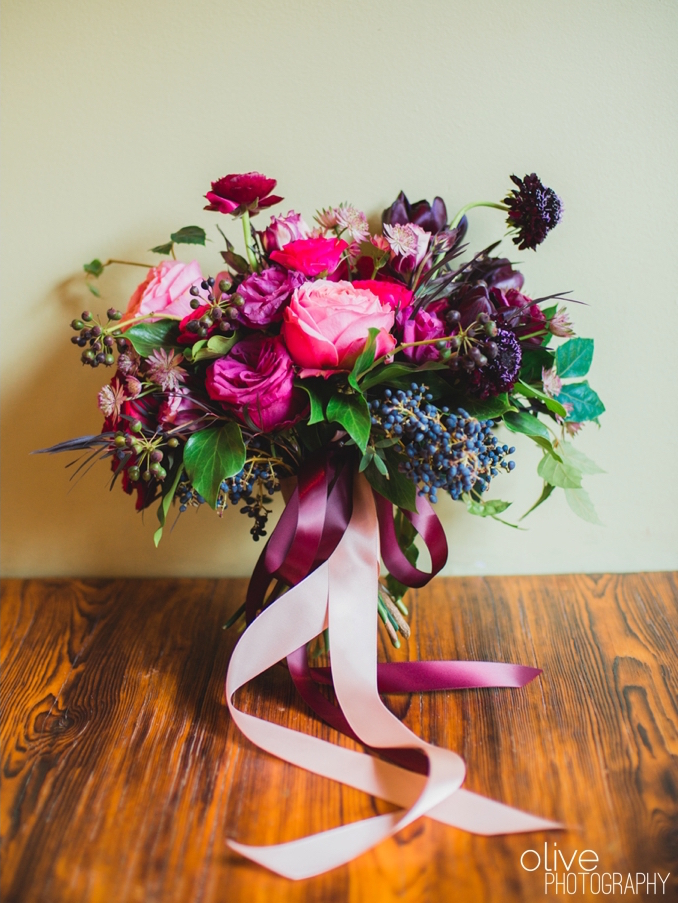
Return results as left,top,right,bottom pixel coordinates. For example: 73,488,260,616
353,279,413,313
270,237,348,277
204,172,283,216
125,260,203,321
490,287,546,345
281,279,396,376
205,335,305,432
398,307,447,363
261,211,311,253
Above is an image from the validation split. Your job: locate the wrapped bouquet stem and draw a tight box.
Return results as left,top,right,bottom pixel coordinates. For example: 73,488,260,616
39,169,604,878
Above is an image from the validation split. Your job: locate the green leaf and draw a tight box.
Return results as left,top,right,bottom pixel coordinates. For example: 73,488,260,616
529,435,561,457
556,381,605,423
565,487,603,524
515,380,568,418
537,452,582,489
170,225,207,246
519,346,555,382
349,328,380,390
465,496,512,518
365,457,418,512
557,441,605,474
125,319,178,357
372,452,389,476
463,393,513,419
504,410,551,440
556,338,594,379
192,332,239,362
87,283,101,297
183,422,246,509
541,304,558,321
150,241,175,255
84,258,104,278
520,482,555,520
326,393,371,453
296,381,325,425
153,459,184,547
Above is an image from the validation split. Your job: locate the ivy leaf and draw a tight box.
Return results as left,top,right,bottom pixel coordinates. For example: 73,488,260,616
515,380,568,418
326,393,371,452
465,496,512,517
349,328,380,390
296,381,325,425
125,320,179,357
556,337,594,379
183,422,246,509
463,393,513,419
170,225,207,246
537,452,583,489
153,458,184,547
556,381,605,423
520,346,555,382
364,453,418,512
520,482,555,520
192,332,239,362
564,487,603,524
150,241,175,256
557,441,605,475
504,410,551,440
84,258,104,278
87,283,101,297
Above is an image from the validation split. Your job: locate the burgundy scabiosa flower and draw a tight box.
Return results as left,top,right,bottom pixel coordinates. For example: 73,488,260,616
504,174,563,250
467,328,522,399
204,172,283,217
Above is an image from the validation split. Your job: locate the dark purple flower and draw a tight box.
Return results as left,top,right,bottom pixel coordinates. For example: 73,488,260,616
462,255,525,292
382,191,448,234
467,328,522,399
490,288,547,345
450,283,494,328
235,266,304,329
504,173,563,250
204,172,283,217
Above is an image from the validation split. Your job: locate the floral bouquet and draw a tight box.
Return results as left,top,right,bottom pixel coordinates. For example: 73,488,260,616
41,170,603,877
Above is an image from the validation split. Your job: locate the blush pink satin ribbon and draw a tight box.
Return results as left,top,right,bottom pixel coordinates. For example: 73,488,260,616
225,474,560,879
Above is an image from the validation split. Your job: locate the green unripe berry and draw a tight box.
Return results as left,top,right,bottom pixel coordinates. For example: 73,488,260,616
71,319,85,331
128,466,140,481
114,435,126,448
131,420,143,433
142,471,152,482
104,354,115,366
167,437,179,448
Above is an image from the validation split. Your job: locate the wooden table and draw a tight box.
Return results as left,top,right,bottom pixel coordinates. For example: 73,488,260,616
2,574,677,902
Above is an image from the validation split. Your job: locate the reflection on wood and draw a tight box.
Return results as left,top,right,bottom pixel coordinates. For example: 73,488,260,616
1,574,677,902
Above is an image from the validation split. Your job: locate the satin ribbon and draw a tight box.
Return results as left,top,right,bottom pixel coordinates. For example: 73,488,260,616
225,472,559,879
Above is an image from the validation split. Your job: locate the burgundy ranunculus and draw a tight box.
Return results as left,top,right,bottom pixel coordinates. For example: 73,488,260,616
204,172,283,216
490,288,546,345
270,237,348,277
382,190,448,234
398,306,447,364
235,267,304,329
205,335,305,432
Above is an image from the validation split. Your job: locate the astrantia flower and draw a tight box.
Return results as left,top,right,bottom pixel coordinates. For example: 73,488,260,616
383,223,430,268
204,172,283,217
125,376,143,399
467,328,522,399
146,348,186,392
314,206,342,231
117,350,140,376
336,205,370,243
565,421,584,437
98,379,126,419
548,306,574,338
504,173,563,250
542,367,562,398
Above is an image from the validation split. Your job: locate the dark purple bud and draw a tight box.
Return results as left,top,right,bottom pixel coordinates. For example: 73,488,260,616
382,191,411,228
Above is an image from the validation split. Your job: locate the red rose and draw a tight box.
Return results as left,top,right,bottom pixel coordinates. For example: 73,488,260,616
204,172,283,216
270,237,348,277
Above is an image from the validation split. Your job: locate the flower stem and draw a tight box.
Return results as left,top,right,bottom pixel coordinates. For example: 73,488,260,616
241,211,257,271
449,201,509,229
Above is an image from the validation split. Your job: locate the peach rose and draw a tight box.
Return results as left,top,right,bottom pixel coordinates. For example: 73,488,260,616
281,279,396,376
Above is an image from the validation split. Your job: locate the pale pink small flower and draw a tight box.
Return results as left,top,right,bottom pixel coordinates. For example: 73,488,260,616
346,240,364,266
314,206,342,231
383,222,430,266
555,401,574,425
146,348,186,392
125,376,143,398
336,205,370,243
542,367,563,398
98,379,126,419
565,421,584,437
549,306,574,337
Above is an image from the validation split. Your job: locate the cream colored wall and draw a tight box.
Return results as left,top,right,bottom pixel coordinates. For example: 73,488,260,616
2,0,677,577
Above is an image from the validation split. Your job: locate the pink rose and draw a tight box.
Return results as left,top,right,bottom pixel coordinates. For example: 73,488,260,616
205,335,305,432
281,279,396,376
261,211,311,253
125,260,203,322
270,237,348,277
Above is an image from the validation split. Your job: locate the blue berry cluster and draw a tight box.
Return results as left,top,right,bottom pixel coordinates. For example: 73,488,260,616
218,461,280,541
369,384,515,503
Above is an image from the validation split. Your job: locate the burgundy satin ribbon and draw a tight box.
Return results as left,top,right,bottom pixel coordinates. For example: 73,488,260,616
243,450,540,758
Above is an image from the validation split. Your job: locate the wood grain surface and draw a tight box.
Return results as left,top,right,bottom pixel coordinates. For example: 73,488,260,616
2,573,677,903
